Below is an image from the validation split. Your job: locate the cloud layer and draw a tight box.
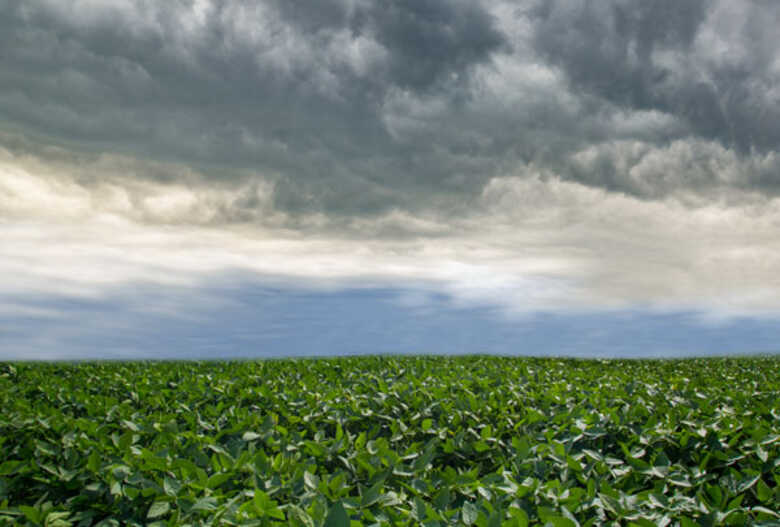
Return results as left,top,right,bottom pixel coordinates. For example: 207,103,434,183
2,0,780,330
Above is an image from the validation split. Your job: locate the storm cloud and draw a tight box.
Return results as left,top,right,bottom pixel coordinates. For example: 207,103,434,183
530,0,780,195
2,0,778,219
0,0,509,216
2,0,780,339
531,1,780,151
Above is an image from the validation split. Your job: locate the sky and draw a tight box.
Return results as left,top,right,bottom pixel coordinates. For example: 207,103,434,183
2,0,780,359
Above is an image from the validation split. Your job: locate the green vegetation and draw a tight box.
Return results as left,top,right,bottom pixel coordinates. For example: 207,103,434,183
1,357,778,526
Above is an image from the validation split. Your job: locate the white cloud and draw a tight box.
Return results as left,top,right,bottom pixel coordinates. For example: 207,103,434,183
3,151,780,320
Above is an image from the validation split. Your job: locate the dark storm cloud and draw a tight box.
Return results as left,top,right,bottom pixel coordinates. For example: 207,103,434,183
273,0,506,92
0,0,513,216
1,0,779,219
530,0,780,154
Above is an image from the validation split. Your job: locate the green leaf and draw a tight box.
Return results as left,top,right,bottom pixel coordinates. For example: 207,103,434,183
44,511,72,527
507,507,529,527
324,501,350,527
755,478,772,502
0,460,23,476
121,420,141,432
566,455,583,472
462,502,478,525
109,481,122,496
163,476,181,497
19,506,41,524
473,440,490,452
737,475,760,493
254,491,284,519
542,516,576,527
191,497,218,512
627,520,656,527
206,472,231,489
304,470,319,491
289,505,315,527
147,501,170,520
361,481,383,507
752,506,780,518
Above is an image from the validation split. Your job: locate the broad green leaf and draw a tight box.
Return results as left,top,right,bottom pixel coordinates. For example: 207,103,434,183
191,497,218,512
147,501,170,519
462,502,478,525
44,511,72,527
541,515,576,527
206,472,231,489
361,481,383,507
324,501,349,527
507,507,529,527
0,460,23,475
304,471,319,490
163,476,181,496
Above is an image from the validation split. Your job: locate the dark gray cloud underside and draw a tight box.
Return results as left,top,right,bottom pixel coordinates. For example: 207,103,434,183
0,0,778,219
0,0,510,215
274,0,507,91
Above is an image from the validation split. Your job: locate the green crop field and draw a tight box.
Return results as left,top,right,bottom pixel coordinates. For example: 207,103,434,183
0,357,778,526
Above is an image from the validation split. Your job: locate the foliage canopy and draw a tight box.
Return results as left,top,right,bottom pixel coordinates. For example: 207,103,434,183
1,357,778,526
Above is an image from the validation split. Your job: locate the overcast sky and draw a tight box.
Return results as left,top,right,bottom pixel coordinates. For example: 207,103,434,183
2,0,780,358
